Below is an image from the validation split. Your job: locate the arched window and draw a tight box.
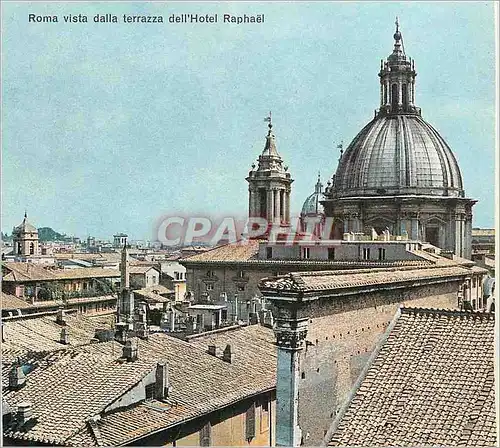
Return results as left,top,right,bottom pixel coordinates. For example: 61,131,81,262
402,84,408,109
29,242,35,255
391,83,399,111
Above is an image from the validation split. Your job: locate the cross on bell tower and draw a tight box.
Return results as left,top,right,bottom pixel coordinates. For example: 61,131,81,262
246,113,294,232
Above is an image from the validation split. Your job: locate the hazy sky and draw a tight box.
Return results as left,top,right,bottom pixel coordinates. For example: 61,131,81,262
2,1,496,240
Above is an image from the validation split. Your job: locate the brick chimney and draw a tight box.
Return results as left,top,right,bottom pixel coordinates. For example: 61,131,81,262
9,365,26,390
60,327,69,345
122,338,138,362
207,344,216,356
56,307,66,326
222,344,232,363
154,362,171,400
16,402,33,426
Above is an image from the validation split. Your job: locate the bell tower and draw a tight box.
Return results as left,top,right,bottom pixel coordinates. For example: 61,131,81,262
246,113,293,229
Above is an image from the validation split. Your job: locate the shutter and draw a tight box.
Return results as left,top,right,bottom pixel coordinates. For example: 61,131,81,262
246,402,256,440
199,422,211,447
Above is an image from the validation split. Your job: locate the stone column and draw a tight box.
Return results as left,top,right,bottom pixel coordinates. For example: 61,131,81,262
274,309,309,447
267,190,274,222
275,189,281,224
455,213,464,258
248,189,254,218
285,191,290,225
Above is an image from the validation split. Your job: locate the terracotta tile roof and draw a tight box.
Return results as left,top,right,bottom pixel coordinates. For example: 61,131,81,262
2,263,57,282
259,265,480,294
181,240,260,262
1,292,30,310
2,295,116,314
2,313,114,367
129,266,159,274
328,308,496,447
3,326,277,446
4,344,157,445
2,263,120,282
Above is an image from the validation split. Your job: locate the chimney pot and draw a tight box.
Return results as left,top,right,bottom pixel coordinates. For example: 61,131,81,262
60,327,69,345
56,307,65,325
155,362,170,400
123,338,138,362
9,365,26,390
222,344,232,363
207,344,216,356
16,401,33,426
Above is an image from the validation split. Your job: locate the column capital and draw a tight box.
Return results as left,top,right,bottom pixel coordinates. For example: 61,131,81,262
274,316,309,350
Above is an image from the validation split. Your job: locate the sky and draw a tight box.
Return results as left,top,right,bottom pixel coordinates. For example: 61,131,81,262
2,1,496,240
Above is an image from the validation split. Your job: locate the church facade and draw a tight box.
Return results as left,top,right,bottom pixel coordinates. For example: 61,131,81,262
321,22,475,259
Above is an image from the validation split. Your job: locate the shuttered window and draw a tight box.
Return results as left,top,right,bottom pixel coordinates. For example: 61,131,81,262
199,422,211,446
246,402,256,440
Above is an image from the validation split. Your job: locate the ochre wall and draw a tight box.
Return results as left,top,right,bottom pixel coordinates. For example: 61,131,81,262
297,280,460,445
136,393,276,447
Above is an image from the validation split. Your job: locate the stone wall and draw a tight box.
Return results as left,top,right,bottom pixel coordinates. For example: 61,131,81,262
296,280,460,445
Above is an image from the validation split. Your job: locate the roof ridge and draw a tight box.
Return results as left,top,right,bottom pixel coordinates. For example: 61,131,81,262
400,307,495,319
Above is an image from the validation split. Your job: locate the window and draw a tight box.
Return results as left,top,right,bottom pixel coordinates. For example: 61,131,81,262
363,248,371,260
238,285,245,292
206,270,215,278
302,247,310,259
378,248,386,261
260,395,270,433
246,403,256,440
328,248,335,260
206,283,214,291
199,422,211,447
266,247,272,260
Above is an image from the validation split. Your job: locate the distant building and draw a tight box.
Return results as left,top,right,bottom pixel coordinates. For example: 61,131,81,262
113,233,128,248
129,266,160,289
12,213,39,256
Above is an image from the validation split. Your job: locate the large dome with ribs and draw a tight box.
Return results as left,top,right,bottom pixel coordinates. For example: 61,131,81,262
332,114,464,198
328,19,464,200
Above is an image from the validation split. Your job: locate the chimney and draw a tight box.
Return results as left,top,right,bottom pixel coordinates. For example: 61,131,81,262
222,344,232,363
16,402,33,426
122,338,138,362
207,344,216,356
154,362,170,400
56,307,65,325
60,327,69,345
120,242,130,289
9,365,26,390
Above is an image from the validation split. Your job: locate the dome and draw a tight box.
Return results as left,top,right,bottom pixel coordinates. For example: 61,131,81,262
301,176,324,215
332,113,464,198
302,192,324,215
